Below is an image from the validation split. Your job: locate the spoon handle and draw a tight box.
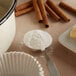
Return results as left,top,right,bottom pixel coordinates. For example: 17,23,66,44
43,51,60,76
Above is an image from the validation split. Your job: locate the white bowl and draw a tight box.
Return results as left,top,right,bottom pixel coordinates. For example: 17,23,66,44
0,52,44,76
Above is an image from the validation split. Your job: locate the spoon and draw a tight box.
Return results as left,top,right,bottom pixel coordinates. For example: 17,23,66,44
41,47,60,76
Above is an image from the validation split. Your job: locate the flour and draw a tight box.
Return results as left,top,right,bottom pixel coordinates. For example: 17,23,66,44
23,30,52,51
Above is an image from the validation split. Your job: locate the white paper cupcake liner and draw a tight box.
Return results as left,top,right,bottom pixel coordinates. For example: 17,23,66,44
0,52,44,76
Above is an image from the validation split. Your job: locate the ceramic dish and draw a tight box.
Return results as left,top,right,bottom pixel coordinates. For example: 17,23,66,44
59,26,76,53
0,52,44,76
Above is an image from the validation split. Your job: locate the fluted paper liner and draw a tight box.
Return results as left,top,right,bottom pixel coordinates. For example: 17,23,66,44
0,52,44,76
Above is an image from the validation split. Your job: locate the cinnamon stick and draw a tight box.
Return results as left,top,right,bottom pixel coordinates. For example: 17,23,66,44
38,0,49,28
15,1,32,12
59,1,76,14
32,0,43,23
46,0,70,22
45,3,60,21
15,7,33,17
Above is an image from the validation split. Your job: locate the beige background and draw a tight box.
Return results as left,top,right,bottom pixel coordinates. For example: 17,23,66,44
8,0,76,76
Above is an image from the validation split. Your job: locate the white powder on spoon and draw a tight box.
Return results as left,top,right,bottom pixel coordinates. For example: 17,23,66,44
23,30,52,51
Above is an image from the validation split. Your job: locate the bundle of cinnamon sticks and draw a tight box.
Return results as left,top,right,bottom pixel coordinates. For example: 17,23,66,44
15,0,76,28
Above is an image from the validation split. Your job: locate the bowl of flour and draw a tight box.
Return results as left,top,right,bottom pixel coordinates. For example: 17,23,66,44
23,30,52,51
